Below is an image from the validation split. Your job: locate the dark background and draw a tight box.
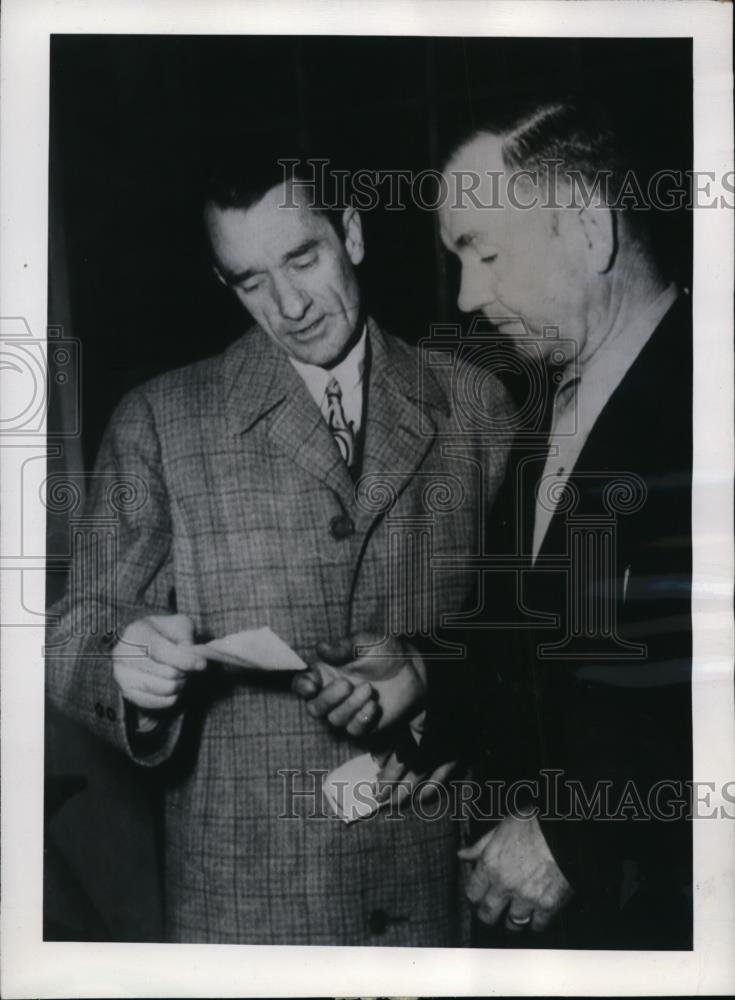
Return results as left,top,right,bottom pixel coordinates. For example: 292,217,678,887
50,35,693,466
45,35,692,942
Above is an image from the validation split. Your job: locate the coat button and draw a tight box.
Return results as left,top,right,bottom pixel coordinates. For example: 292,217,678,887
330,513,355,540
94,702,104,717
106,706,117,722
368,908,389,935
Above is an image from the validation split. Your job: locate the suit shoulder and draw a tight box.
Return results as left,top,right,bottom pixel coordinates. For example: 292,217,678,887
136,346,231,402
103,333,254,448
121,329,257,414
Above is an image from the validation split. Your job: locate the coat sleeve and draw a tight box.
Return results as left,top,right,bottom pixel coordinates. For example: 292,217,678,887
45,387,184,767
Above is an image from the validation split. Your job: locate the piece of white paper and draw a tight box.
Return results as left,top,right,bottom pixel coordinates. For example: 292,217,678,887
193,626,307,672
323,753,382,824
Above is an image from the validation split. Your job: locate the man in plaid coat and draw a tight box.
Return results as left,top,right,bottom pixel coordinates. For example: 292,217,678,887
46,158,514,945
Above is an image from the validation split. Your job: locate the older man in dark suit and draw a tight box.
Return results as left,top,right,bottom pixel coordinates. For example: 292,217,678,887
46,155,514,944
306,101,693,949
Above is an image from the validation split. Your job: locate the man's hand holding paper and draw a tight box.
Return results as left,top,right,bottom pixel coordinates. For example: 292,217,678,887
291,630,427,736
113,614,208,712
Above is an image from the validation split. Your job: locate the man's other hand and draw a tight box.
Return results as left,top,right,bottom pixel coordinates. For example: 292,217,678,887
291,631,426,736
112,614,207,712
458,812,573,933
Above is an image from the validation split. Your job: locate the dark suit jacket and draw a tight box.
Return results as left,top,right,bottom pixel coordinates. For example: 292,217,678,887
425,295,693,949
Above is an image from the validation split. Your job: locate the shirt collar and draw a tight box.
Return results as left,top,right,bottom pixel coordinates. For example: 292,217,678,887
289,323,368,403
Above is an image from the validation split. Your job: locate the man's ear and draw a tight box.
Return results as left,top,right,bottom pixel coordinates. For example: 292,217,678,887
577,203,615,273
341,206,365,266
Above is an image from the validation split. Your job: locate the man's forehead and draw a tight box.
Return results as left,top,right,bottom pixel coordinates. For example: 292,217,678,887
440,209,504,253
262,178,328,216
245,183,326,229
447,132,505,170
443,133,507,201
439,133,516,246
206,184,329,254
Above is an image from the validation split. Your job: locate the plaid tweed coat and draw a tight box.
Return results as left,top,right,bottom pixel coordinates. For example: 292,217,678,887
46,317,513,945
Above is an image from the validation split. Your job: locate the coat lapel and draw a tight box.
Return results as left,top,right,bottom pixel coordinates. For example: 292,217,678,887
537,295,691,559
221,320,449,519
356,319,449,525
223,325,355,508
268,386,355,506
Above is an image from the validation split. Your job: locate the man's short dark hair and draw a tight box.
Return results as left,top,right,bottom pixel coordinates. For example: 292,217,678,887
467,100,623,183
445,98,654,250
202,143,347,236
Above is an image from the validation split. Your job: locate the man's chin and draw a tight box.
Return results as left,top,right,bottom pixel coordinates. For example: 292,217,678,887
282,315,360,368
291,337,341,368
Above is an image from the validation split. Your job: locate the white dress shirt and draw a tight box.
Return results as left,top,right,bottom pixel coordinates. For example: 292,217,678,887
289,324,368,437
532,283,680,560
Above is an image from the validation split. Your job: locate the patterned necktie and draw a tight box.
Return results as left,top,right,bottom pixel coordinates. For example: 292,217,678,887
325,376,355,468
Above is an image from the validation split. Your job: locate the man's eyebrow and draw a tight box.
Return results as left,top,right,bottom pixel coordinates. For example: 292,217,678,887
282,238,321,263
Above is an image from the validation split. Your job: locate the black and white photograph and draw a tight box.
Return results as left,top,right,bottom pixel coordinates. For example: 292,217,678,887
1,1,733,997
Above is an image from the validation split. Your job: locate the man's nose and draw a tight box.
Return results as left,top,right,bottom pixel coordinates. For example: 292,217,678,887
272,273,310,320
457,262,495,314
